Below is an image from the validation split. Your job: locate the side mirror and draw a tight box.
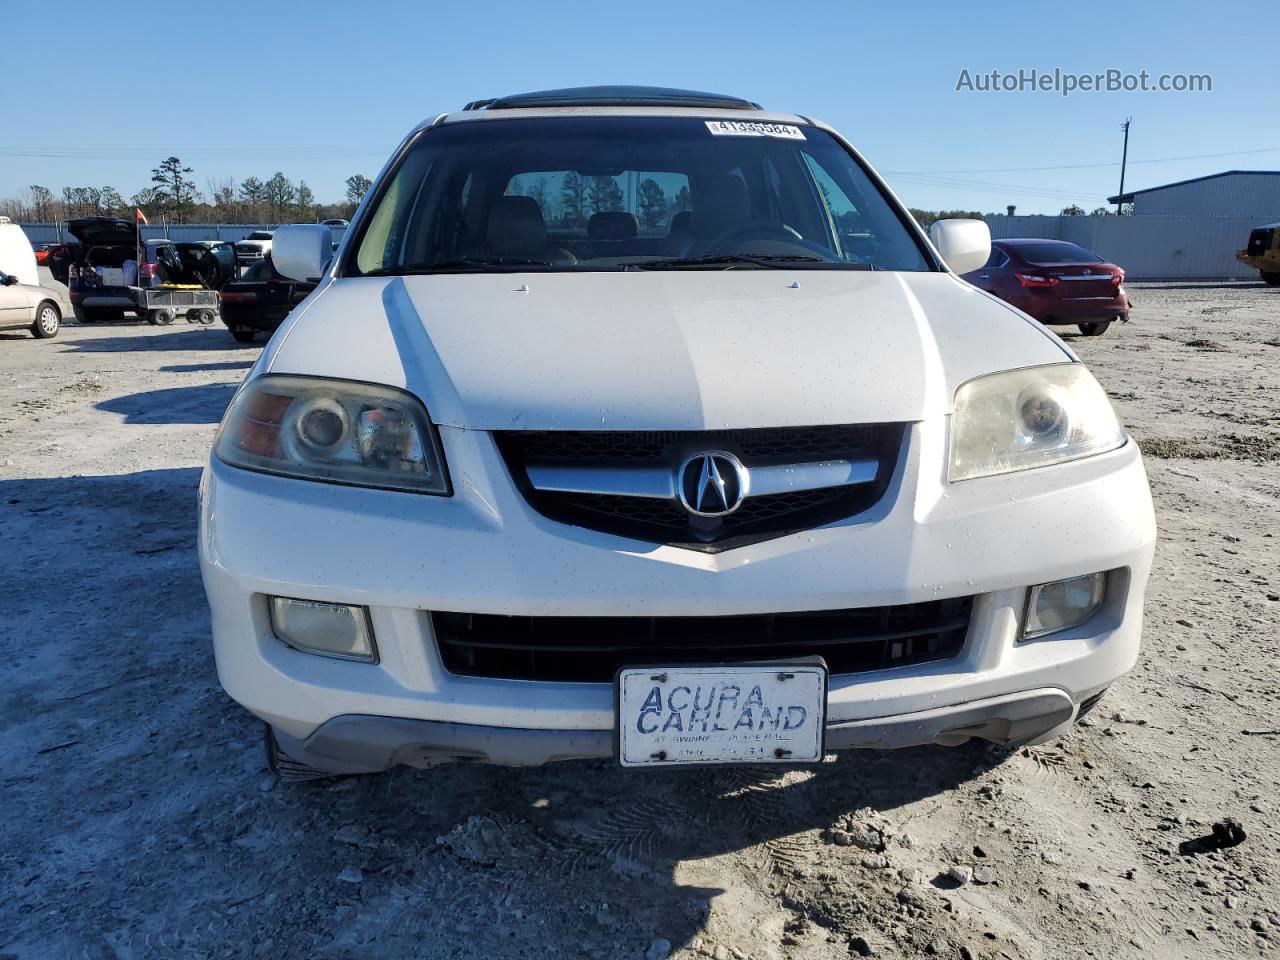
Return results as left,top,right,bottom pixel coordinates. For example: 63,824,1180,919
272,224,333,282
928,219,991,276
0,274,15,286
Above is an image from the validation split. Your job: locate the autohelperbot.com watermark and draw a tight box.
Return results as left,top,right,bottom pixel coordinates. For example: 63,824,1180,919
955,68,1212,97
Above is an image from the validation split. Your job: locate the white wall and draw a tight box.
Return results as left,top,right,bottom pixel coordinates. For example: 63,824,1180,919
985,215,1262,279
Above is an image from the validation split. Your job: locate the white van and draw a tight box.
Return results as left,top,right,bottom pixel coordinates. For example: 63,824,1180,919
0,222,62,339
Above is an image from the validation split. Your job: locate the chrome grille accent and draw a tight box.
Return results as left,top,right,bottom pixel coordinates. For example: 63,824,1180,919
496,424,906,552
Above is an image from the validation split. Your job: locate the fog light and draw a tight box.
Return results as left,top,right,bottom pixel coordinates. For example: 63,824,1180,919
1022,573,1106,640
269,597,376,661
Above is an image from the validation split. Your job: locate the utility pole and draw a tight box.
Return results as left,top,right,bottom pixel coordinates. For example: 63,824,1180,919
1116,118,1131,215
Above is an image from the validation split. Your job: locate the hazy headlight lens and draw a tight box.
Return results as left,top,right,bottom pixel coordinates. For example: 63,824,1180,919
215,375,449,494
949,364,1125,481
1022,573,1106,640
270,597,376,661
291,398,348,454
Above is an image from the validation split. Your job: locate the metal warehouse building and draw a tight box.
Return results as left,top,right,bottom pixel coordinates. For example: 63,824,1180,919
1108,170,1280,217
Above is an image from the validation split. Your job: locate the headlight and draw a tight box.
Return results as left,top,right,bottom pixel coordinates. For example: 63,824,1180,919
214,375,449,494
949,364,1125,481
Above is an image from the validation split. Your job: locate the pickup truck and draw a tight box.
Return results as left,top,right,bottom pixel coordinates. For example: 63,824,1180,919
234,231,274,263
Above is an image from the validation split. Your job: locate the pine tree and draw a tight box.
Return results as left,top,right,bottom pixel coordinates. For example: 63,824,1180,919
295,181,316,222
560,172,589,227
263,172,296,225
637,179,667,230
587,175,623,215
150,156,199,222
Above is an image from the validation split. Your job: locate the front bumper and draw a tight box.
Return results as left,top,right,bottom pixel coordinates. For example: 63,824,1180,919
1001,291,1130,323
277,688,1076,771
199,420,1156,765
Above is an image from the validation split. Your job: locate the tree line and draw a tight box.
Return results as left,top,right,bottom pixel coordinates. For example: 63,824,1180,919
0,157,375,225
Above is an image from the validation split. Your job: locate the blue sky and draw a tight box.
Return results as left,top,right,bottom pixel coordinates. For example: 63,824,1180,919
4,0,1273,215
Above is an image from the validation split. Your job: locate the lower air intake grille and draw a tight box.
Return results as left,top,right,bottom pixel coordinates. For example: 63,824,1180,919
432,597,972,683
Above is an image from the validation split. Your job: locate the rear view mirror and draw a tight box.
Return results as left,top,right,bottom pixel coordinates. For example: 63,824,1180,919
272,225,333,282
929,219,991,276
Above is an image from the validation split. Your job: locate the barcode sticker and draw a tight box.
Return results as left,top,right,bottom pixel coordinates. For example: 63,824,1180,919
705,120,806,140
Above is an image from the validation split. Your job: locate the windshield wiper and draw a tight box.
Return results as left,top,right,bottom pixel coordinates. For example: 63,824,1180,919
362,257,554,276
621,254,840,270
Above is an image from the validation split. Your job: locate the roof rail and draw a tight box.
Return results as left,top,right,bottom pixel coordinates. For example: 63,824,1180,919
464,85,761,111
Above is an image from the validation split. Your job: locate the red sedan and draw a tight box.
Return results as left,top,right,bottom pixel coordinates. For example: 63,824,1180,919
963,239,1129,337
32,243,51,265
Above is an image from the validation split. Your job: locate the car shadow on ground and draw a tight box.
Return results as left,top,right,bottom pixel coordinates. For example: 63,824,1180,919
96,383,238,423
0,466,1003,959
60,328,253,353
160,361,255,373
1133,280,1274,291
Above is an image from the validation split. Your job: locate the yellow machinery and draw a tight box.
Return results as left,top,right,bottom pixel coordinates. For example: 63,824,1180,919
1238,222,1280,286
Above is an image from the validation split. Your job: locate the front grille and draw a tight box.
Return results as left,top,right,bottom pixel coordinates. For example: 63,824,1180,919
496,424,905,552
432,597,972,683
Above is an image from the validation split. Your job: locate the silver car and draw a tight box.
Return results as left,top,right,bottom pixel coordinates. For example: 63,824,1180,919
0,269,61,338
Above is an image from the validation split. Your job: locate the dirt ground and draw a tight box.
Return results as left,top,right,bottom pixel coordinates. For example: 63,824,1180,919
1,281,1278,960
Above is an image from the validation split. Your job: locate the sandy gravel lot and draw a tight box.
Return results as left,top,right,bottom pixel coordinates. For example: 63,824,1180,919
1,281,1277,960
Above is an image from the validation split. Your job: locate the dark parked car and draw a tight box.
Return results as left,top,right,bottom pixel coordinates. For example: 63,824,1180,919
963,239,1129,336
175,240,237,289
218,258,315,342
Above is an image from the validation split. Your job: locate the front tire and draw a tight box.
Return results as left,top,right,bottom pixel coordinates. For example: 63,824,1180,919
31,301,61,338
264,724,341,782
1261,271,1280,287
1075,686,1109,722
1077,321,1111,337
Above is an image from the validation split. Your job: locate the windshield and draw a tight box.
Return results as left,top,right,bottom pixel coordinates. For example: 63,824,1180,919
1014,241,1104,265
349,116,931,275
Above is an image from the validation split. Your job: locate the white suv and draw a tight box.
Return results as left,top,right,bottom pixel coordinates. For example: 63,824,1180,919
199,86,1155,776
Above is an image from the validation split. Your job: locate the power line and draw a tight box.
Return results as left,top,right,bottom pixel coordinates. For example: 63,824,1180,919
884,144,1280,176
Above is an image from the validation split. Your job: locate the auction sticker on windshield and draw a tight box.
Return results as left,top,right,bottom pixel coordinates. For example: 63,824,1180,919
704,120,806,139
617,663,827,767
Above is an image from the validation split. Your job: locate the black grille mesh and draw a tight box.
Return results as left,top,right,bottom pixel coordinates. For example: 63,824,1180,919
496,424,905,551
433,596,972,683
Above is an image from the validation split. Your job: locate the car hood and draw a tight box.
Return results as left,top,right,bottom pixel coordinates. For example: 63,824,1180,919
65,217,138,247
263,270,1071,430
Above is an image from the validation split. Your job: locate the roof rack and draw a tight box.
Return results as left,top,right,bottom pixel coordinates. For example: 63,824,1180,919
463,85,762,112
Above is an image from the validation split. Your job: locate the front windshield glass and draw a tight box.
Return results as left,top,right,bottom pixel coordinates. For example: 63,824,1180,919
350,116,931,275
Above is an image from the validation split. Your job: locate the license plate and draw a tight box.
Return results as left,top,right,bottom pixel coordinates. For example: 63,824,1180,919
616,663,827,767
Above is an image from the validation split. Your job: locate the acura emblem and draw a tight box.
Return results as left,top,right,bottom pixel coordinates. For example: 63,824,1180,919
676,451,749,517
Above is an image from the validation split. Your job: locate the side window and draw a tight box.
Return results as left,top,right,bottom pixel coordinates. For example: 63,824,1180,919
983,247,1006,269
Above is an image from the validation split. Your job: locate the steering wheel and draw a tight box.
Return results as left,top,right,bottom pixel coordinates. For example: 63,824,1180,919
706,221,831,258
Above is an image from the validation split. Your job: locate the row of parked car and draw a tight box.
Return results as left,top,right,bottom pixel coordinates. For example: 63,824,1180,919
23,217,341,341
5,210,1131,342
